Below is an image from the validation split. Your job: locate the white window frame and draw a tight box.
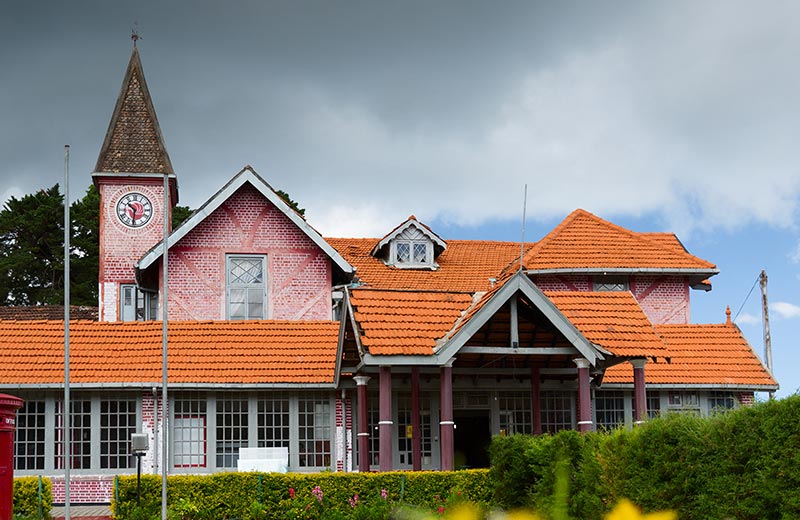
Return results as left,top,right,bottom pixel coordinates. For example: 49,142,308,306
226,255,268,320
391,239,434,268
120,283,159,321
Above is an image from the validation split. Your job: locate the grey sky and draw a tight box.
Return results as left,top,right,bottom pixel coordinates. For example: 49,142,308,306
2,1,799,238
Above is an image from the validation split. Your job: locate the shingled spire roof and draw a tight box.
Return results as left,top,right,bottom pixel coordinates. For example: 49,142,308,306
94,45,174,175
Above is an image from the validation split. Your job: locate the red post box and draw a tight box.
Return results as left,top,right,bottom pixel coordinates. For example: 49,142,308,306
0,394,24,520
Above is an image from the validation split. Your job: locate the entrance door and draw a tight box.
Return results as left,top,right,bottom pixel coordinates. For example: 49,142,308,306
453,410,491,469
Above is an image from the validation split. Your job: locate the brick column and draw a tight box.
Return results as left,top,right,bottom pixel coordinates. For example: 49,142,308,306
631,359,647,425
440,362,455,471
379,367,393,472
531,366,542,435
411,367,422,471
354,375,371,472
574,358,593,433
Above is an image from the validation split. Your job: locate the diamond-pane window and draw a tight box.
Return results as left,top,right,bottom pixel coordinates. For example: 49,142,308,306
413,243,427,263
396,243,411,263
227,256,266,320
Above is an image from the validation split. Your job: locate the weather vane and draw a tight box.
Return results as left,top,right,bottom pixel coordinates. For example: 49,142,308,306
131,21,141,47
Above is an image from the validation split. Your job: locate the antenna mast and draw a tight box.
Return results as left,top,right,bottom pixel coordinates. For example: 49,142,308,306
759,270,774,397
519,184,527,272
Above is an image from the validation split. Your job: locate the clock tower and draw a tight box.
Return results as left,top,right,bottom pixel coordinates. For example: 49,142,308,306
92,43,178,322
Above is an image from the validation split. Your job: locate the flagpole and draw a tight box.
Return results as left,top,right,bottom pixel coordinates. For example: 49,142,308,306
161,172,169,520
63,144,71,519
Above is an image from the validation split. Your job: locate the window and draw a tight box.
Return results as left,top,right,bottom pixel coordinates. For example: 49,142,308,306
667,391,700,414
595,391,626,430
15,400,45,471
708,392,736,414
593,276,628,292
498,392,532,435
395,240,430,265
55,399,91,470
173,394,207,468
227,255,266,320
216,393,248,468
298,393,332,468
397,393,433,467
646,391,661,419
120,284,158,321
257,393,290,451
100,399,137,469
541,391,574,433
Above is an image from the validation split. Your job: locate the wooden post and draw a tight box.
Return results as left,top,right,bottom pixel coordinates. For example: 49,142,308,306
531,366,542,435
439,362,454,471
631,359,647,425
574,358,592,433
411,367,422,471
354,376,371,472
379,367,393,472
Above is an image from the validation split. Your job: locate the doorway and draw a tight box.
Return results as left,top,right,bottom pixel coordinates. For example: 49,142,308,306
453,410,491,468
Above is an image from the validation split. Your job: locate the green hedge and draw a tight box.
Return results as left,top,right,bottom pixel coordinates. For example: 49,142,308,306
13,476,52,519
489,395,800,520
113,469,491,519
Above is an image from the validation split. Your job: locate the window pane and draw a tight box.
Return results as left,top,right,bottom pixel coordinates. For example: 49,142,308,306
173,393,207,468
413,243,427,263
541,391,573,433
216,393,248,468
101,399,137,469
15,400,46,471
595,391,625,431
396,243,410,263
55,399,92,470
298,393,331,468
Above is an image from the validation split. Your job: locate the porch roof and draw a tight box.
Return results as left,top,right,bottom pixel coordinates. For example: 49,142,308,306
0,319,340,386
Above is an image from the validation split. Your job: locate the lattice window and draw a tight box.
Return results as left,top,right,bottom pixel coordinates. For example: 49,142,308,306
413,243,427,263
540,391,574,433
227,255,266,320
367,393,380,467
216,393,248,468
55,399,91,470
173,393,207,468
100,399,137,469
394,240,432,266
15,400,45,471
257,393,290,452
396,393,433,467
498,391,532,435
593,276,629,292
298,393,332,468
595,390,626,431
667,391,700,415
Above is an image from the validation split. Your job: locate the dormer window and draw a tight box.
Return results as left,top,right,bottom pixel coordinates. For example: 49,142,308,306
371,215,446,269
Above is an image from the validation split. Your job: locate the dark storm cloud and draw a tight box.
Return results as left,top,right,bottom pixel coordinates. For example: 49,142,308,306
2,1,800,237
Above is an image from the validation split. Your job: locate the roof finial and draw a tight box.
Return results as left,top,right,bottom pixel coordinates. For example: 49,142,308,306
131,21,140,47
725,305,732,326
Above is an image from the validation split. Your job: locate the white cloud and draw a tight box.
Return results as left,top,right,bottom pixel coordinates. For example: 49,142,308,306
734,313,760,326
772,302,800,320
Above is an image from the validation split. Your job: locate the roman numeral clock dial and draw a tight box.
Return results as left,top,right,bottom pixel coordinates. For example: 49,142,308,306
116,192,153,228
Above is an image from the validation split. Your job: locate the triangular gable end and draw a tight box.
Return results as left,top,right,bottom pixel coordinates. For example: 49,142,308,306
371,216,446,259
435,272,603,366
137,165,355,279
94,46,174,178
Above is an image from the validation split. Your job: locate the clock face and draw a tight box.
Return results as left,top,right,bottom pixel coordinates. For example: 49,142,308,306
116,192,153,228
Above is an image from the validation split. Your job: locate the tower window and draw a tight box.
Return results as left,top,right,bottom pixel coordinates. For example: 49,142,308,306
593,276,629,292
120,284,158,321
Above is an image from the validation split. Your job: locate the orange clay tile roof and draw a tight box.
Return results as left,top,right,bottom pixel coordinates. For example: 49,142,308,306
327,238,531,292
0,320,339,385
349,289,474,355
523,209,717,272
0,305,98,321
544,291,668,359
603,323,777,387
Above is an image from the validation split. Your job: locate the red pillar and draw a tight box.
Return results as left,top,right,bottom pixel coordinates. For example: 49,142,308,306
379,366,393,472
354,376,371,472
439,363,454,471
631,359,648,425
0,394,24,520
573,358,593,433
411,367,422,471
531,367,542,435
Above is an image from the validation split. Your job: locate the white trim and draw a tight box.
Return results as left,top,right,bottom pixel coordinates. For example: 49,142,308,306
137,166,354,276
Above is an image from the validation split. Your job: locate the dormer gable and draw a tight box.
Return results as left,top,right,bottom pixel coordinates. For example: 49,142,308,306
371,216,447,269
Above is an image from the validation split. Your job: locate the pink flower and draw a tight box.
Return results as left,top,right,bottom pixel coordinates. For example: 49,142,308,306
438,506,446,515
312,485,324,503
381,488,388,500
349,494,359,508
289,488,295,499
